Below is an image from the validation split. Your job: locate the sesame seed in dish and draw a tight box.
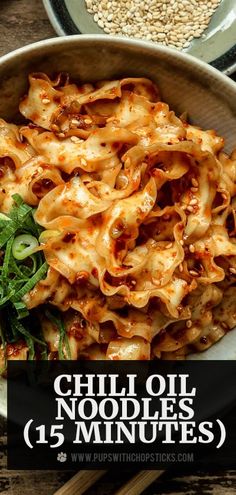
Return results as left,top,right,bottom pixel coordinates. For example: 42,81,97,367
85,0,221,50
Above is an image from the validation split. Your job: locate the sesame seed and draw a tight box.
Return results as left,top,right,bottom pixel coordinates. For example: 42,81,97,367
229,267,236,275
189,244,195,253
71,136,81,143
192,179,199,188
71,119,80,125
42,98,50,104
180,240,184,246
85,0,221,48
51,124,60,132
58,132,65,138
179,263,183,272
189,198,198,205
165,242,173,249
186,205,194,212
189,269,199,277
186,320,192,328
191,187,198,192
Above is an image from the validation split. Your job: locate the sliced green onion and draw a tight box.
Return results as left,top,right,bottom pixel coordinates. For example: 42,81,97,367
0,219,15,249
12,194,24,207
22,255,37,278
28,210,44,237
0,206,32,248
0,195,52,360
8,256,30,279
39,336,48,360
14,202,32,221
11,262,48,303
10,316,47,361
0,289,15,308
0,220,10,230
12,234,39,260
13,301,29,320
39,230,60,243
1,237,14,280
0,213,11,222
45,310,71,360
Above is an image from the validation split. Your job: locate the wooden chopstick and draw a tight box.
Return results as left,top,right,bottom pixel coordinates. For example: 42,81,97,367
53,469,107,495
54,468,165,495
114,469,165,495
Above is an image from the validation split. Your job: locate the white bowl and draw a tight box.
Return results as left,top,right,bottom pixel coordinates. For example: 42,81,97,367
0,35,236,417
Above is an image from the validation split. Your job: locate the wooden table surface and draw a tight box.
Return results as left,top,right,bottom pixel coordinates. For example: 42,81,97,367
1,0,236,494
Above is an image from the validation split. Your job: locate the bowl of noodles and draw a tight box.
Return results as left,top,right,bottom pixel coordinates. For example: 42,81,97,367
0,35,236,416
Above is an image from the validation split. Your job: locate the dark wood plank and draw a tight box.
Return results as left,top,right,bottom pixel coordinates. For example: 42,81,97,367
0,0,55,57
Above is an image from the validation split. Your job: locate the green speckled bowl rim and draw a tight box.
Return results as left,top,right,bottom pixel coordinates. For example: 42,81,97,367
43,0,236,76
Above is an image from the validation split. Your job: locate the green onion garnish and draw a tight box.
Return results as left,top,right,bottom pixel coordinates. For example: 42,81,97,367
10,316,47,361
45,309,71,360
12,234,39,260
11,262,48,302
0,195,51,363
13,301,29,320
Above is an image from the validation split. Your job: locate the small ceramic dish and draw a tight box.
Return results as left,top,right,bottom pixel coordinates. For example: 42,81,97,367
43,0,236,75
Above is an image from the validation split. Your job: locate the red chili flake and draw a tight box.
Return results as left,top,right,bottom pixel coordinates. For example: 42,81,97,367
62,232,76,243
177,222,184,231
113,238,126,258
7,340,26,357
112,141,120,149
91,267,98,279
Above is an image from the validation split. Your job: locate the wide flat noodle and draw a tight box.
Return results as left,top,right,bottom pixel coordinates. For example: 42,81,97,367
1,72,236,361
